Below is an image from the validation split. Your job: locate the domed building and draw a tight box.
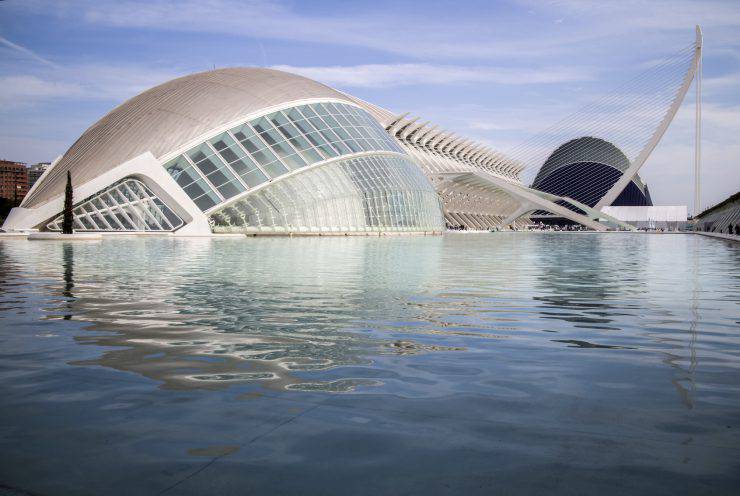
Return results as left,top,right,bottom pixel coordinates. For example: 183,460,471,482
4,68,447,235
532,137,653,208
529,137,653,225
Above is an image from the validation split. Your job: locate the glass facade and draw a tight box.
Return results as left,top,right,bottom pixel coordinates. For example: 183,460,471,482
209,155,444,233
47,178,183,232
163,102,403,213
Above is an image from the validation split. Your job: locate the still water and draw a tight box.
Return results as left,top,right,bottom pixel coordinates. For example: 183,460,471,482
0,233,739,495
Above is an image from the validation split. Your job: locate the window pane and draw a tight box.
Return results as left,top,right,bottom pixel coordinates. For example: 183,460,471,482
193,155,221,175
313,103,330,116
172,165,201,187
233,129,262,153
114,210,134,230
102,212,122,229
268,112,291,129
187,144,216,165
109,189,128,205
194,194,218,211
232,126,280,167
299,148,323,163
210,135,231,151
300,105,318,118
100,193,118,209
184,179,209,199
206,169,231,188
306,132,338,158
79,216,95,230
241,168,269,188
307,116,329,131
262,160,289,178
283,154,307,170
216,181,243,200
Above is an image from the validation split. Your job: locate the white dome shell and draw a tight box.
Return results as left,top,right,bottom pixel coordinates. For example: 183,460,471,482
22,67,354,208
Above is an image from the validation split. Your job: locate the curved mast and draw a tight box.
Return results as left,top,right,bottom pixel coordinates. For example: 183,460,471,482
595,26,703,210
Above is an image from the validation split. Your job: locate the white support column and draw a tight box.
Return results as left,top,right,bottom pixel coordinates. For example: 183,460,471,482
695,28,702,216
502,203,536,227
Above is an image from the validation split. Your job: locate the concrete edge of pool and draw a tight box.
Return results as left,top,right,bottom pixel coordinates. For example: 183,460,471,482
1,231,738,242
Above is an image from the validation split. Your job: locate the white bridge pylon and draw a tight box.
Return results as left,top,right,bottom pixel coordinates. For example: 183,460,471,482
594,26,703,210
497,26,704,227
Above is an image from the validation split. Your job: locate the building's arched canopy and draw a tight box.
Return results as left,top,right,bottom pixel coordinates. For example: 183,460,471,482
22,68,358,209
9,68,445,235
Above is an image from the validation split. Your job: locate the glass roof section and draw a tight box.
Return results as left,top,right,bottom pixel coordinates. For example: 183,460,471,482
163,102,403,212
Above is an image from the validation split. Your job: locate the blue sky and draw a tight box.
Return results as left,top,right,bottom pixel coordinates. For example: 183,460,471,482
1,0,739,212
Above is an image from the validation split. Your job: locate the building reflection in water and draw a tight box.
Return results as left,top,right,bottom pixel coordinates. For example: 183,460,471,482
34,237,456,391
665,236,699,409
0,233,704,401
62,243,74,320
530,233,698,409
530,234,633,329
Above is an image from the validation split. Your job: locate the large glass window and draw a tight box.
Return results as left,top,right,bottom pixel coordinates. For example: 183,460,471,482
187,144,245,200
209,133,269,189
163,101,403,212
231,124,288,178
209,155,443,234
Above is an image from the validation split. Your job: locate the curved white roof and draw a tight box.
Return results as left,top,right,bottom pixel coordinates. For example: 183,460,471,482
22,68,354,208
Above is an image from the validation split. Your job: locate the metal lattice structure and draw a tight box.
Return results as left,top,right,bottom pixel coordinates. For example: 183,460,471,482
46,178,183,232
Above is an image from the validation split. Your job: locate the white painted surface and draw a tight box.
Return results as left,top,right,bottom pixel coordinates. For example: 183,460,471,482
601,206,688,222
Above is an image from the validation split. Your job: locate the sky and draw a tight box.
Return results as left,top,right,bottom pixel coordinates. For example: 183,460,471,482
1,0,739,213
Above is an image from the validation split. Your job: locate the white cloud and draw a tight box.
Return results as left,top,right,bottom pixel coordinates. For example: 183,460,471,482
0,36,59,68
521,0,740,30
628,101,740,211
0,65,185,108
0,76,83,106
9,0,719,62
269,63,595,88
1,0,737,208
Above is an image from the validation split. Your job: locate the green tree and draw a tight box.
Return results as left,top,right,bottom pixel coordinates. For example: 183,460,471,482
62,171,74,235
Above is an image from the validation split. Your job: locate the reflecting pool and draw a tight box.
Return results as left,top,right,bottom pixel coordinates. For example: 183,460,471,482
1,233,739,495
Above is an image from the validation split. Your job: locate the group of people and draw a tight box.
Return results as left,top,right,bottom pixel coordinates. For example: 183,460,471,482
517,222,588,232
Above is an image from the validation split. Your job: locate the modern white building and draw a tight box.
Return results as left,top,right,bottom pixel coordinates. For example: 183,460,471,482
5,69,447,236
3,68,596,236
2,29,702,236
693,192,740,235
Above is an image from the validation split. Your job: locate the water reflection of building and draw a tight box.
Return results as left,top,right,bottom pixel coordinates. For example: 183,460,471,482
530,233,698,408
15,237,450,391
531,234,622,326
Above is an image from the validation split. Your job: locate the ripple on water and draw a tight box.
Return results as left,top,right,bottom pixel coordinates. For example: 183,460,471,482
0,233,738,403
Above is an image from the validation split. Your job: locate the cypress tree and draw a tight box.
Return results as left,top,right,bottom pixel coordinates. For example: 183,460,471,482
62,171,74,235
